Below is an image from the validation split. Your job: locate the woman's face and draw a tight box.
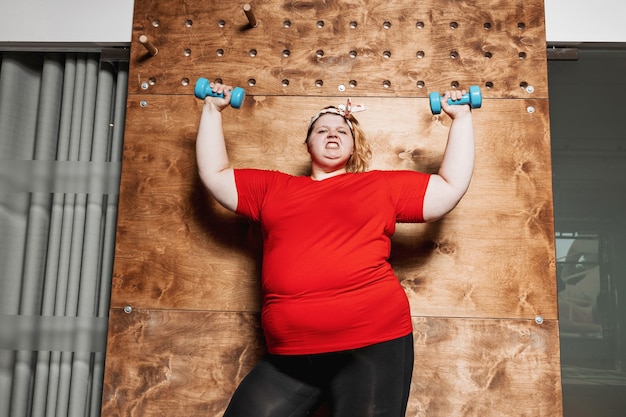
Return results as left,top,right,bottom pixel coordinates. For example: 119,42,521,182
306,113,354,171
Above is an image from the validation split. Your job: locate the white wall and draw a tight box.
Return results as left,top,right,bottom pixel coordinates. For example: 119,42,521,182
544,0,626,44
0,0,134,45
0,0,624,45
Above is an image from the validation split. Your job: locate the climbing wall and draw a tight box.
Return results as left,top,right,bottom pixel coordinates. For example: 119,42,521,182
102,1,562,416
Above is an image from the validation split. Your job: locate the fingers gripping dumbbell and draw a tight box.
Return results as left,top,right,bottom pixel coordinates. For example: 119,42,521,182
429,85,482,115
194,77,246,109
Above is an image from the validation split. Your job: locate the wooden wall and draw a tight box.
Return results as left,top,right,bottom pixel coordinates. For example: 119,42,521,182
102,1,561,416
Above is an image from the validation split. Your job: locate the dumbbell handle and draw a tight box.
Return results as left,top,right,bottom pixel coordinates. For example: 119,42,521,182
430,85,482,115
194,77,246,109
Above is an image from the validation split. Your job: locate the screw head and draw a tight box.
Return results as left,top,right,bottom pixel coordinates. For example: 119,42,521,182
535,315,544,325
124,305,133,314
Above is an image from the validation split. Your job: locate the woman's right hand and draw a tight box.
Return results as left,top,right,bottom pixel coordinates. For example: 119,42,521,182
440,90,472,119
205,81,233,112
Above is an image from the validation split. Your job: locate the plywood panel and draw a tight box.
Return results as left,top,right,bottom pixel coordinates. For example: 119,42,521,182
101,310,561,417
106,0,561,416
128,0,548,98
112,95,555,319
101,309,265,417
409,316,562,417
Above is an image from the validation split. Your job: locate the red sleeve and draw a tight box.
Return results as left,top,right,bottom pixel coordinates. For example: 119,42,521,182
233,168,286,222
381,170,431,223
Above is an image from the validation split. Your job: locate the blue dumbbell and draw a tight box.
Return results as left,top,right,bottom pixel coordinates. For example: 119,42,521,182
194,77,246,109
429,85,482,115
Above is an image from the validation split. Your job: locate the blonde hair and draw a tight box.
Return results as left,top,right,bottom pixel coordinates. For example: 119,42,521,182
344,114,371,172
306,108,372,173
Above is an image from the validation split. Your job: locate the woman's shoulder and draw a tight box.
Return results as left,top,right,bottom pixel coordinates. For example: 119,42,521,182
234,168,307,188
358,169,429,179
235,168,292,178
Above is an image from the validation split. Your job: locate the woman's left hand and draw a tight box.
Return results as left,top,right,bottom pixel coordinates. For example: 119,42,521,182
440,90,472,119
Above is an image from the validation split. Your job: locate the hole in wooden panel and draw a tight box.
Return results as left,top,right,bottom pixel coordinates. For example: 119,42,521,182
249,49,257,57
519,51,527,59
349,50,357,58
181,78,189,86
284,20,292,28
317,20,325,28
215,78,223,84
350,21,358,29
149,77,156,85
383,80,391,88
315,80,324,87
450,50,459,59
416,51,425,59
218,20,225,28
185,19,193,27
349,80,357,88
282,79,289,87
416,21,424,29
383,21,392,29
519,81,528,89
383,50,391,59
183,48,191,57
416,80,425,88
451,81,459,88
518,22,526,30
216,49,224,57
282,49,290,58
484,51,493,59
485,81,494,89
450,21,459,29
484,22,491,30
152,20,160,27
248,79,256,87
316,50,324,58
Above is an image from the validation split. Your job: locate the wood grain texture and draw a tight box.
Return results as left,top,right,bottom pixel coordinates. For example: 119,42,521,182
101,309,265,417
128,0,547,98
101,310,562,417
112,95,555,319
409,317,562,417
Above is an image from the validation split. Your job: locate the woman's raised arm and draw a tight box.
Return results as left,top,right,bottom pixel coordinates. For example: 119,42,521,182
422,90,475,222
195,84,238,212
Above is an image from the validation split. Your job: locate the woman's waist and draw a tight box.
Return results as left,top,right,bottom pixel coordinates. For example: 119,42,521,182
261,278,412,354
261,259,395,297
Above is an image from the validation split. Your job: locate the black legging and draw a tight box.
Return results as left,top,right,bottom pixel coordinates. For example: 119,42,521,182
223,333,414,417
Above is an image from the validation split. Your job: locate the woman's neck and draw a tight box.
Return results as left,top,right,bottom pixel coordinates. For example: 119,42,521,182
310,166,348,181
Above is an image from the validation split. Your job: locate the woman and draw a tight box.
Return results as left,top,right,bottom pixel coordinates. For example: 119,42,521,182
196,83,474,417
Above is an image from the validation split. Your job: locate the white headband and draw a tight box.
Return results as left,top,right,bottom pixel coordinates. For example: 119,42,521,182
308,98,366,132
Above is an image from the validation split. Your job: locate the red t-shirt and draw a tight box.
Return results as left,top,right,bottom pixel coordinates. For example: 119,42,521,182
234,169,431,355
